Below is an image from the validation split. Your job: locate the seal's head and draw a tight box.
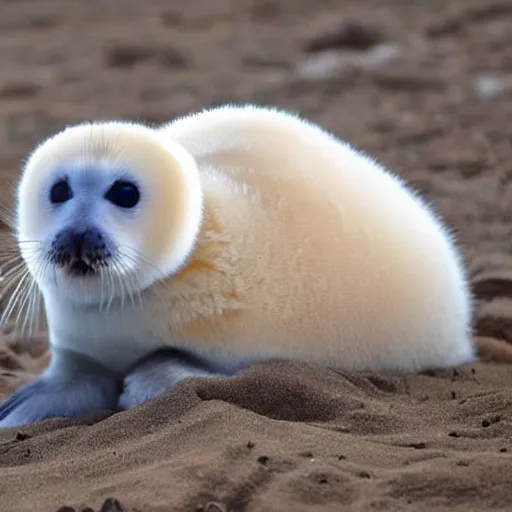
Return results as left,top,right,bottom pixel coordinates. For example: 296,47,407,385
16,121,203,306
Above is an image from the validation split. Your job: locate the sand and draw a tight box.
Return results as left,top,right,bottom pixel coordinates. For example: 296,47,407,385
1,0,512,510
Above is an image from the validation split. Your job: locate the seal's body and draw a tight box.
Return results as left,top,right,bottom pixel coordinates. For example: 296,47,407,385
0,104,474,427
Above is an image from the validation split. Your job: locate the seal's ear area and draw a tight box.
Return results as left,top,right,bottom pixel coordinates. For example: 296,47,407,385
132,131,205,278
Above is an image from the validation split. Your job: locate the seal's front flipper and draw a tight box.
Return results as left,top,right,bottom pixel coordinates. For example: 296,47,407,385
0,348,121,428
118,348,232,410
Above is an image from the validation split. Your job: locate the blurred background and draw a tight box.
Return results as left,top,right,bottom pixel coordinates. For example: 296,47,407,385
0,0,512,349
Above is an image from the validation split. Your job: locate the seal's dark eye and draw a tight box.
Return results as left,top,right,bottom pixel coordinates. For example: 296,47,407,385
50,180,72,204
105,180,140,209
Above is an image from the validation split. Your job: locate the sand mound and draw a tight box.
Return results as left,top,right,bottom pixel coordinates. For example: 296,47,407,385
1,358,512,511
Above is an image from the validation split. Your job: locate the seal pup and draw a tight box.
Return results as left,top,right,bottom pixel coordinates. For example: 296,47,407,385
0,104,474,427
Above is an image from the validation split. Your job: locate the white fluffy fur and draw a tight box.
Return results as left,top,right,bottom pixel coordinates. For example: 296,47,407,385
14,104,475,375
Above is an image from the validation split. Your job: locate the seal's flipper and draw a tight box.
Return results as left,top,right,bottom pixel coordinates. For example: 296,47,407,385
118,348,233,410
0,348,121,428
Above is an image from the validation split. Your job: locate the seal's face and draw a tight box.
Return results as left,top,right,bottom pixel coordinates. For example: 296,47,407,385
20,157,148,305
44,161,141,279
16,122,203,307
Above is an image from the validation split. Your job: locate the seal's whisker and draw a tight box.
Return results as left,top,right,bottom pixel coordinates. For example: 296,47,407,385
112,262,126,311
22,288,35,337
105,263,117,314
115,251,156,308
0,268,30,303
113,257,138,307
0,260,28,282
16,239,44,245
0,245,42,286
0,279,30,329
0,254,23,266
25,259,46,337
98,266,105,313
116,247,169,304
97,264,112,314
107,266,116,313
110,259,130,310
105,263,120,313
0,269,32,328
0,247,41,281
28,283,42,336
19,277,42,338
117,245,168,282
14,275,37,328
107,260,123,310
8,255,43,331
126,265,144,310
0,202,16,230
125,260,145,310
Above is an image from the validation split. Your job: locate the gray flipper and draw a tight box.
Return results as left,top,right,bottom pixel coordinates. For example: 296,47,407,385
0,347,121,428
118,349,233,410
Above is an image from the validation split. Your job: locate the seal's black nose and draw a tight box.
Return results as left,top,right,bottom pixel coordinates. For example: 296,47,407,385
70,231,86,258
62,228,103,258
50,227,108,270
